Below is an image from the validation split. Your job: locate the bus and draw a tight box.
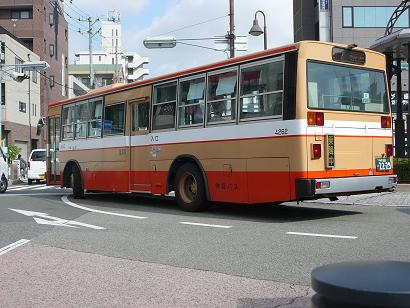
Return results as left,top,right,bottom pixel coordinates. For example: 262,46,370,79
47,41,397,211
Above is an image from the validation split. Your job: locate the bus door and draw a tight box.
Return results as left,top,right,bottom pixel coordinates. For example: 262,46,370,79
129,100,151,192
47,117,61,185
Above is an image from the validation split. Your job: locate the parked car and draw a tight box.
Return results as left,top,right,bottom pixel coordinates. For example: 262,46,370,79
27,149,46,185
0,147,8,193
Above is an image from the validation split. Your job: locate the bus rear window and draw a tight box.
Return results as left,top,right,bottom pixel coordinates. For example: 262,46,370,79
307,61,389,113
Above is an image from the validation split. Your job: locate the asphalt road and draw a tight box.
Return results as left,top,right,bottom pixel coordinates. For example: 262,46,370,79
0,183,409,307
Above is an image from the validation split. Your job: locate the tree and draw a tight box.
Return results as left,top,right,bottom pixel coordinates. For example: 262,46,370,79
7,145,20,164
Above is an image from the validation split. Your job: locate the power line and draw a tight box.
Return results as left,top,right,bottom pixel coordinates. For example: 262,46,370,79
157,14,229,36
67,0,91,18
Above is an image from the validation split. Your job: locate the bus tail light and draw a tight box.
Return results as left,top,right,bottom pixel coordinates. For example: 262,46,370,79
27,161,30,170
386,144,393,157
312,144,322,159
381,116,391,128
307,112,325,126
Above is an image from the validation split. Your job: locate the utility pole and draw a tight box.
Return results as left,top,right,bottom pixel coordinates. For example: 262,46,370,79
114,38,118,83
79,16,100,89
229,0,235,58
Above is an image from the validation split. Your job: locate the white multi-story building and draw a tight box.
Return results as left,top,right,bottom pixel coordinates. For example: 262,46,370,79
69,11,148,97
0,26,41,161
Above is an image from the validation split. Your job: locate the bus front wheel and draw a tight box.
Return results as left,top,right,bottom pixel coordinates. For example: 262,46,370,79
70,166,84,199
175,163,207,212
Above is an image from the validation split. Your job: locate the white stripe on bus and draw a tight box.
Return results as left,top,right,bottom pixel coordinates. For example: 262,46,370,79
60,119,392,152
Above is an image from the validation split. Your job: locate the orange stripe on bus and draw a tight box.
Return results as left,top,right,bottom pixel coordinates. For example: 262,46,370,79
75,169,393,204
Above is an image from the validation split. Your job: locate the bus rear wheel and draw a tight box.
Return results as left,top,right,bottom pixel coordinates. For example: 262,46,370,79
175,163,207,212
70,166,84,199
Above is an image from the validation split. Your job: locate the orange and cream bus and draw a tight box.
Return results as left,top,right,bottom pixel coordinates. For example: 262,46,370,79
47,41,397,211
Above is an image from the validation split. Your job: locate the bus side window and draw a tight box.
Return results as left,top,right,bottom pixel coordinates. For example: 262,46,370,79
152,82,177,130
132,102,149,131
239,59,284,120
104,103,125,136
206,69,237,125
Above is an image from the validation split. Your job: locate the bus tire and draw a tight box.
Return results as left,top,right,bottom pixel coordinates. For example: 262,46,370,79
28,179,33,185
70,166,84,199
0,176,7,193
175,163,207,212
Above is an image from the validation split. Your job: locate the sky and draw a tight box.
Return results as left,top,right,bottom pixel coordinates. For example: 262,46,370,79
65,0,293,77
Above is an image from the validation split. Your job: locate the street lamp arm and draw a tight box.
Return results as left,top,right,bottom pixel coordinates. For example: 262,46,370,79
177,41,229,58
255,10,266,24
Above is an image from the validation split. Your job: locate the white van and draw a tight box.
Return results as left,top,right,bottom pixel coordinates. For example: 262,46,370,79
27,149,46,185
0,147,8,193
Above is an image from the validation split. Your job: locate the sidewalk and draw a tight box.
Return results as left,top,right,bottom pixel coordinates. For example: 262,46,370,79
305,184,410,207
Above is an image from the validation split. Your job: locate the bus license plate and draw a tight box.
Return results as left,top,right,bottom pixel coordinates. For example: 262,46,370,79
375,158,392,172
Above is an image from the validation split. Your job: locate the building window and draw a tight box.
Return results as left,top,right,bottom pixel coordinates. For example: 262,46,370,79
50,75,55,87
15,57,23,73
32,71,37,83
49,44,55,57
19,102,26,113
65,29,68,40
10,10,33,19
342,7,353,28
49,13,54,25
1,83,5,105
343,6,409,28
0,42,5,64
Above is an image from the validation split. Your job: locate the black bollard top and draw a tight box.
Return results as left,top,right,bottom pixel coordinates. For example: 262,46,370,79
311,261,410,307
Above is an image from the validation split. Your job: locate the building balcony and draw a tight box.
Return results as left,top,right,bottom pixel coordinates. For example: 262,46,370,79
125,57,149,69
126,68,149,81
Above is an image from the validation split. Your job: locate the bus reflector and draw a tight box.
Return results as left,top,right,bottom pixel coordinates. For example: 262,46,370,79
316,181,330,189
381,116,391,128
386,144,393,157
307,112,324,126
312,144,321,159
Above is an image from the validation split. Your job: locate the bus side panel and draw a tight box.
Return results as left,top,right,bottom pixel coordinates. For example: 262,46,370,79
247,158,291,203
203,159,248,203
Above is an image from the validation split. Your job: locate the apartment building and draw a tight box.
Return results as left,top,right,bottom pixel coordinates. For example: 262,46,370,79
0,0,69,128
0,27,41,160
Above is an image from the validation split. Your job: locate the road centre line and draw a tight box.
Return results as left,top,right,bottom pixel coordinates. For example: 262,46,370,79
286,232,357,239
179,222,232,229
0,239,30,256
61,196,147,219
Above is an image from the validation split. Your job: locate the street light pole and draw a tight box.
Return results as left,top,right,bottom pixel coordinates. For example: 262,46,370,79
28,74,31,153
249,10,267,50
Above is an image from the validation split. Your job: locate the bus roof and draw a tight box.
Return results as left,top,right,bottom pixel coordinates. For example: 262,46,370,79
50,40,384,108
51,43,298,108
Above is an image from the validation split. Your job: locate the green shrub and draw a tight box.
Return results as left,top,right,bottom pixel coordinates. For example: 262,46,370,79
7,145,21,164
394,158,410,183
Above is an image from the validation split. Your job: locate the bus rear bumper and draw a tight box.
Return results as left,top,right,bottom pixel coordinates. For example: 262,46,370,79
295,175,397,200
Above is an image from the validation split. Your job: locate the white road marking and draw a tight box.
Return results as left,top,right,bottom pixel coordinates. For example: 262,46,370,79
179,222,232,229
9,208,105,230
61,196,147,219
0,239,30,256
32,185,49,190
2,193,70,197
286,232,357,239
7,186,30,191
